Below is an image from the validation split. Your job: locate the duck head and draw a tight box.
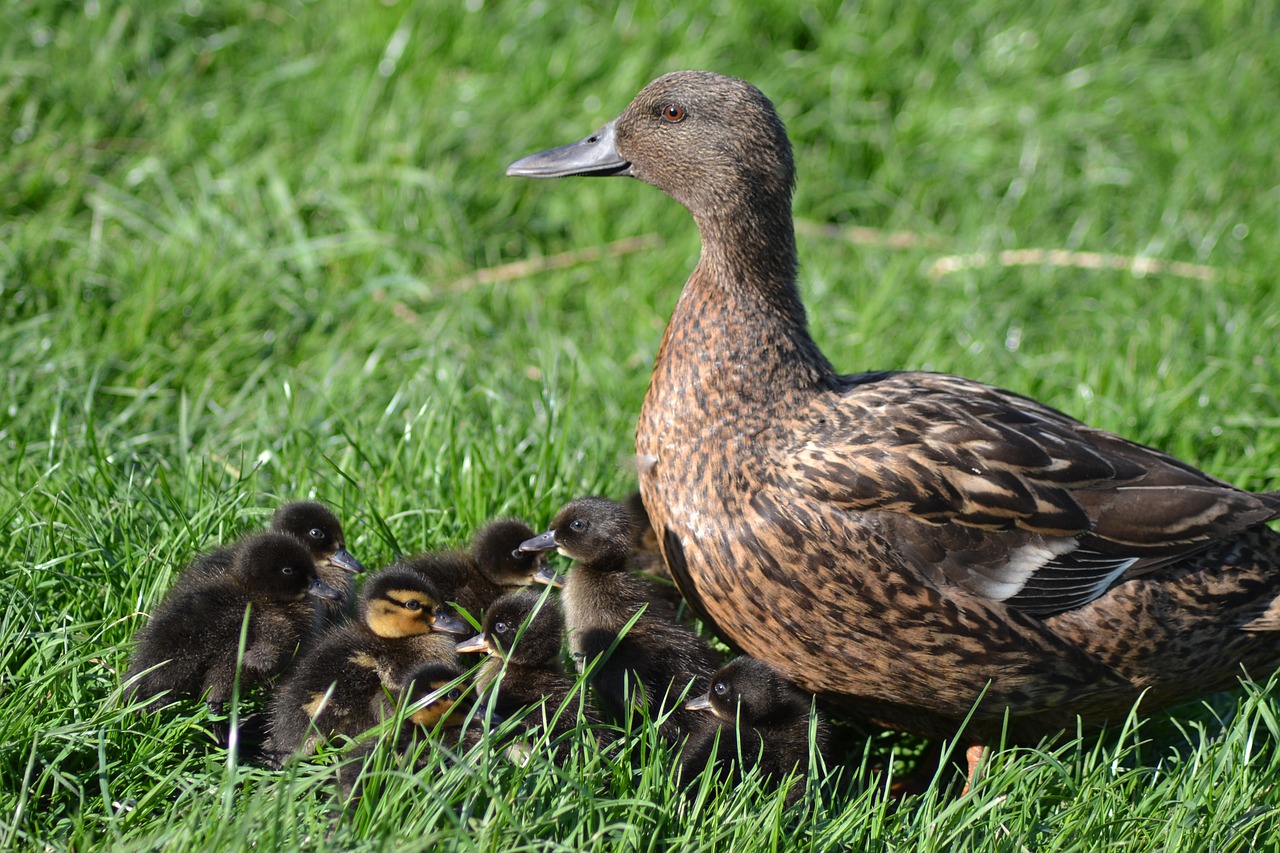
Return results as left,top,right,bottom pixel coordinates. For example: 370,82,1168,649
519,496,641,572
359,568,471,639
471,518,548,586
455,589,564,666
272,501,365,576
233,532,344,602
401,661,468,728
686,656,811,726
508,70,795,233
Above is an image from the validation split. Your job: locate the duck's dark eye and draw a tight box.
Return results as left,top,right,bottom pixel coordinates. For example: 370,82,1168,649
713,681,728,697
281,565,295,576
446,689,462,701
308,528,324,540
403,599,422,611
494,621,509,635
569,519,588,533
662,103,685,122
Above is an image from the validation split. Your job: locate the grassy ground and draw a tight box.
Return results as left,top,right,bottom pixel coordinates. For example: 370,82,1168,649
4,0,1280,849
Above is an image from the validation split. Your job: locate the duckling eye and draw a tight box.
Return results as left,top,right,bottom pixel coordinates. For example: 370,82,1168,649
494,621,509,635
662,103,686,122
569,519,589,533
446,689,462,701
280,565,296,576
403,599,422,611
713,681,728,697
308,528,325,540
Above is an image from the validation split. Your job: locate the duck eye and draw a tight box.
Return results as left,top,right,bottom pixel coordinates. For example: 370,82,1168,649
403,600,422,611
281,565,295,576
308,528,324,540
569,519,588,533
494,621,509,635
713,681,728,696
662,103,685,122
447,689,462,701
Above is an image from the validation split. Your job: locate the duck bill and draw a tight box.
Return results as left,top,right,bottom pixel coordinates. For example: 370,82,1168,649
306,577,345,601
455,633,491,655
507,119,634,178
685,693,713,712
327,547,365,575
532,565,564,588
431,610,473,637
519,530,557,553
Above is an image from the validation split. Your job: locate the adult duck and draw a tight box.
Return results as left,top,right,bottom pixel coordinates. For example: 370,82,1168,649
507,70,1280,745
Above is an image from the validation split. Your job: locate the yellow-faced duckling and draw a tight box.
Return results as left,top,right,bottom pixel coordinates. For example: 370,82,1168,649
337,660,477,807
520,496,721,742
681,656,831,806
508,71,1280,750
265,567,470,763
183,501,364,627
124,532,342,713
397,517,548,621
456,589,598,740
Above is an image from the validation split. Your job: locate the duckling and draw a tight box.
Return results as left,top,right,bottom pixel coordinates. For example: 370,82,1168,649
337,660,477,807
123,532,342,713
182,501,364,627
681,656,831,805
520,496,721,742
397,517,547,620
508,71,1280,751
455,589,598,740
264,567,470,762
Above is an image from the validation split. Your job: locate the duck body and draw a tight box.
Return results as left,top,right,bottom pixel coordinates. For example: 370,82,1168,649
124,532,341,711
265,568,468,760
508,71,1280,742
520,497,721,741
681,656,831,805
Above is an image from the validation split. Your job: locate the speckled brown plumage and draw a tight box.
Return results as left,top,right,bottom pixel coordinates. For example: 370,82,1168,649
508,70,1280,743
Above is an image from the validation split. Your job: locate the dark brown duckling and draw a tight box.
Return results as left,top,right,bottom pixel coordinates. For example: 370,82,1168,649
396,517,548,621
680,656,831,806
456,589,598,740
183,501,364,627
520,496,721,742
124,532,342,713
337,660,478,807
264,567,470,763
508,70,1280,751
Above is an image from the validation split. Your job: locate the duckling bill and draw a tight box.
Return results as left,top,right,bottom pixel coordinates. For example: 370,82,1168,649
509,70,1280,745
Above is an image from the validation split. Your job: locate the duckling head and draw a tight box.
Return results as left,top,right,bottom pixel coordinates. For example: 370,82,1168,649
401,661,468,728
272,501,365,576
518,496,639,570
359,568,471,639
507,71,794,235
232,532,344,602
455,589,564,666
471,518,546,586
686,656,811,727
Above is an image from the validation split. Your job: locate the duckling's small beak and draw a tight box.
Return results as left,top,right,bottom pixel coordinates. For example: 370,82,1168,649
306,578,344,601
685,692,713,713
327,547,365,575
507,118,634,179
532,565,564,587
431,610,473,636
455,633,491,655
519,530,557,553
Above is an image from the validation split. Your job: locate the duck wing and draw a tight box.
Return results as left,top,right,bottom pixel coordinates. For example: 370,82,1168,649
784,371,1280,615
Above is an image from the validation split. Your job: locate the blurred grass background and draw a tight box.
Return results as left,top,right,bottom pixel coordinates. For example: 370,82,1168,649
3,0,1279,849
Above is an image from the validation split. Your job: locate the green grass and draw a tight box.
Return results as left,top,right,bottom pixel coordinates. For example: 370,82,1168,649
4,0,1280,848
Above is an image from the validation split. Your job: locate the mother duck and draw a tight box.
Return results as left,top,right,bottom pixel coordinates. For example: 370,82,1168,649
507,70,1280,746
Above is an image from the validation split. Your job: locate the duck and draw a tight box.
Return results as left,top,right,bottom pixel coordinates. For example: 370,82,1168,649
182,501,365,627
680,656,831,806
336,660,477,807
455,588,599,741
264,567,471,763
519,496,722,742
396,517,548,622
123,532,343,713
507,70,1280,751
